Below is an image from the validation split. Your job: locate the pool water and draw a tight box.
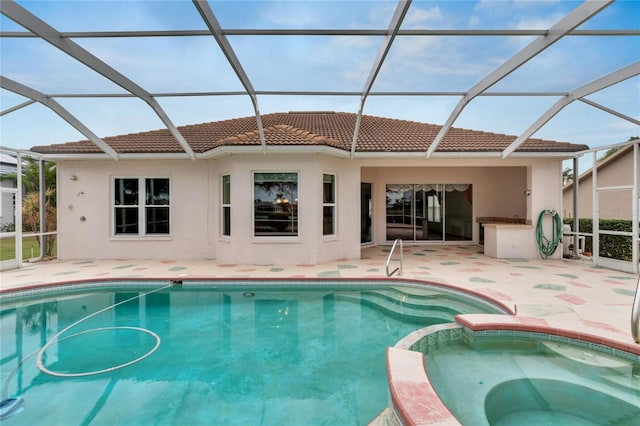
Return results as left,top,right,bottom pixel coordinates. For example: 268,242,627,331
424,334,640,425
0,282,500,425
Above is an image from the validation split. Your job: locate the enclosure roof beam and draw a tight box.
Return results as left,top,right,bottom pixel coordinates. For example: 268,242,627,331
1,99,35,116
0,0,195,160
192,0,266,152
425,0,614,158
43,90,573,98
351,0,411,158
578,97,640,126
3,29,639,38
1,76,119,160
502,61,640,158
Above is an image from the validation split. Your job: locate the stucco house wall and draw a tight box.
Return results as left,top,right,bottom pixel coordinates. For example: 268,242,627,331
563,145,639,220
58,160,212,260
360,158,561,239
57,154,565,263
209,155,361,265
361,162,529,244
57,156,363,264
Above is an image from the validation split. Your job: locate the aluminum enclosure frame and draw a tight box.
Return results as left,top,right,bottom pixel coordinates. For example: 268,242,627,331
1,0,637,159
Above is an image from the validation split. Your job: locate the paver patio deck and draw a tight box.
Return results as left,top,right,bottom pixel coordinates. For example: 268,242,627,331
2,245,638,354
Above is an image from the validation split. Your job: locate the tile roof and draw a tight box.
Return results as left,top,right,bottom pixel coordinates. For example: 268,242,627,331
30,111,588,155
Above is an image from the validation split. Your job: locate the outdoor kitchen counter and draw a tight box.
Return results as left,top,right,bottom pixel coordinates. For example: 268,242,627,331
482,222,536,259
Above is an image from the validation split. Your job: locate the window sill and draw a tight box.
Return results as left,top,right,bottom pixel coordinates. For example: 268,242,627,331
251,236,302,244
110,235,172,241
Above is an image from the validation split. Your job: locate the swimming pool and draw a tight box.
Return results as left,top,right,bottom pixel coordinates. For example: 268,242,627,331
0,280,506,425
420,328,640,425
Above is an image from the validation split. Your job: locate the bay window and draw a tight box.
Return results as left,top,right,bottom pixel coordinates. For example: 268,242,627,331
323,174,336,236
221,174,231,237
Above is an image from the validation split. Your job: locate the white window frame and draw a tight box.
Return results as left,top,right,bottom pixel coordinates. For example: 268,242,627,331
322,173,336,237
112,176,171,238
221,173,231,238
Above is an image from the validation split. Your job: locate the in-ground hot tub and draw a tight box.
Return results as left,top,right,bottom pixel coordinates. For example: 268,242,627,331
389,322,640,425
485,378,639,425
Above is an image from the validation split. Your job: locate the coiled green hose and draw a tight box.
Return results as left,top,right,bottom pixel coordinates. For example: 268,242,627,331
536,209,563,259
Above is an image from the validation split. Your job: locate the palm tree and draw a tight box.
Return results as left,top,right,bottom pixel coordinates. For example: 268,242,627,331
562,167,574,185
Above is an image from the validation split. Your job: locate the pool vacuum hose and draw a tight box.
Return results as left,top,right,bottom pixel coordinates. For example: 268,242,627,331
0,282,173,420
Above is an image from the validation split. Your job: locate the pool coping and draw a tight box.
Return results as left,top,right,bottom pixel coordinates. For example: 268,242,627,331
387,317,640,426
0,276,516,315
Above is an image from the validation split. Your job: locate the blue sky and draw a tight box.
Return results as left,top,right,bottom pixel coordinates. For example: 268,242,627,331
1,0,638,155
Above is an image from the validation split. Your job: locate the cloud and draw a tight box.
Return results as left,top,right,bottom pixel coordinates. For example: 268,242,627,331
258,2,320,28
74,37,245,93
468,16,481,27
256,0,395,30
471,0,571,33
475,0,563,13
514,13,566,30
403,6,443,28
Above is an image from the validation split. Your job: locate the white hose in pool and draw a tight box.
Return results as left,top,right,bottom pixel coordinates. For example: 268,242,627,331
35,283,172,377
1,282,174,403
36,326,161,377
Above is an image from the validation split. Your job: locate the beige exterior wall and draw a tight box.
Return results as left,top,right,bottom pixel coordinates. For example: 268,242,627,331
58,160,212,260
209,155,361,265
563,146,638,220
361,158,562,258
58,156,361,264
57,155,566,263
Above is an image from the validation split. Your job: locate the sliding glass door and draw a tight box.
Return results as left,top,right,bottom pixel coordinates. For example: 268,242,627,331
444,184,473,241
386,185,413,241
386,184,472,242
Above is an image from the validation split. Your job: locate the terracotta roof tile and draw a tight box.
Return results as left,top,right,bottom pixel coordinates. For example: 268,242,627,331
30,111,588,155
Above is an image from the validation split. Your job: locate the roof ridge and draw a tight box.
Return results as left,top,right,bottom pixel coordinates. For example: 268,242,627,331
287,111,335,114
271,124,343,146
30,111,589,155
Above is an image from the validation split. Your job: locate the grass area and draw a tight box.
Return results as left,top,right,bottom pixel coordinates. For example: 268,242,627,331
0,236,55,261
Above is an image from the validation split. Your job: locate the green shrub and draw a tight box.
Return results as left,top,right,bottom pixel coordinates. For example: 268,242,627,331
563,218,635,261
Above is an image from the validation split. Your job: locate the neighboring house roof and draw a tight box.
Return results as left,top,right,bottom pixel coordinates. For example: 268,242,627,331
0,153,18,176
563,142,637,192
30,111,588,156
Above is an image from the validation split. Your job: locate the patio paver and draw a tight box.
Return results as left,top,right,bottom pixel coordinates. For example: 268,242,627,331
1,245,638,353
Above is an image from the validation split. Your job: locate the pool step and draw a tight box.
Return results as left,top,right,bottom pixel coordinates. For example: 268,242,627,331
335,291,459,324
542,341,634,375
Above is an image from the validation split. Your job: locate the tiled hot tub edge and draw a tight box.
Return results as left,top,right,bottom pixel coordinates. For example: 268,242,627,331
386,347,461,426
386,316,640,426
